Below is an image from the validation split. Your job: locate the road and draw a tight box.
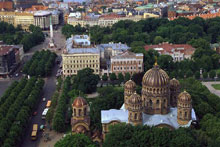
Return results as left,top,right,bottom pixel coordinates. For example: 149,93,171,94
202,81,220,97
21,63,58,147
20,27,65,147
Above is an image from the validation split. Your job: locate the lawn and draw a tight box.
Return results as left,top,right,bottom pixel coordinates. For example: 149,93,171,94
212,84,220,90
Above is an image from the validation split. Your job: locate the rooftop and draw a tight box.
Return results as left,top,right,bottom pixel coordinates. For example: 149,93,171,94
98,42,130,51
111,51,143,59
145,42,195,55
101,104,196,129
34,11,51,16
0,45,14,56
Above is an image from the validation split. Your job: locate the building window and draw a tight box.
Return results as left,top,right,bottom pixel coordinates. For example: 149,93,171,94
156,100,159,105
185,112,187,118
79,109,81,116
134,113,137,119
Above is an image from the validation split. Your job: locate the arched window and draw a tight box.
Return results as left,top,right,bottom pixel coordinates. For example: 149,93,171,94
185,112,187,118
79,109,81,116
156,100,159,105
150,99,153,107
74,109,76,116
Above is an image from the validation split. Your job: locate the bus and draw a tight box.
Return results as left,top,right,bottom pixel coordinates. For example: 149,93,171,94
31,124,38,140
46,100,51,108
42,108,49,119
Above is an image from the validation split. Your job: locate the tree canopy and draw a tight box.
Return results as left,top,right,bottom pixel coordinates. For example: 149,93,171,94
73,68,99,94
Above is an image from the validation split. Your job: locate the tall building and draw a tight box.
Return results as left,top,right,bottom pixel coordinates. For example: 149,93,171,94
101,63,196,139
62,35,100,77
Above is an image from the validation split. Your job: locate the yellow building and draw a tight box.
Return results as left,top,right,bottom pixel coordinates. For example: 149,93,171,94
62,35,100,77
62,53,100,76
0,11,15,25
0,11,34,31
14,12,34,31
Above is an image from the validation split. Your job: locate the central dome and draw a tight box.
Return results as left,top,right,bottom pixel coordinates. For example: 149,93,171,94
142,65,169,87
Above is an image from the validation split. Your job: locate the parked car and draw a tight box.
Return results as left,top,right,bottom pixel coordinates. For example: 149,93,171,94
43,98,46,102
33,111,37,116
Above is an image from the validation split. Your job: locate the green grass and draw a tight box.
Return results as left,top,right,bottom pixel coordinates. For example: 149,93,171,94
212,84,220,90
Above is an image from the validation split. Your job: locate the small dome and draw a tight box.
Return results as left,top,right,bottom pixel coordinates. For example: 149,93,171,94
142,65,169,87
128,92,142,104
170,78,180,88
75,125,86,133
124,80,136,90
178,91,191,102
72,97,88,108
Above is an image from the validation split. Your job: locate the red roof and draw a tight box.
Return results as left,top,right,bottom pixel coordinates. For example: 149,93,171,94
0,46,14,56
145,42,195,56
0,1,13,10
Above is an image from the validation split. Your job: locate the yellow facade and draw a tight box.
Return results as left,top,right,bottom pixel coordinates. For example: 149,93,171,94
0,11,34,31
0,12,15,25
14,13,34,31
62,53,100,76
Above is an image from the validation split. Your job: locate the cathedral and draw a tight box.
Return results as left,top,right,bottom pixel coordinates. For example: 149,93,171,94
101,63,196,139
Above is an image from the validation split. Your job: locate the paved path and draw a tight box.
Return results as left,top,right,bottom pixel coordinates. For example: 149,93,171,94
202,81,220,97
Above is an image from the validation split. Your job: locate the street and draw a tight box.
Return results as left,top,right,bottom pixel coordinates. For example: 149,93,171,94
21,63,58,147
0,25,66,146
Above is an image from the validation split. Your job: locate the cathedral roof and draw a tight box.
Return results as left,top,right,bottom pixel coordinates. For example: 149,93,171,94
170,78,180,88
142,64,169,87
178,91,191,102
101,104,196,129
72,96,88,108
124,80,136,90
128,92,142,104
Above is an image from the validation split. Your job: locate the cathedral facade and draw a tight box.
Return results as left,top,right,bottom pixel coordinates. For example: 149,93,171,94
101,63,196,139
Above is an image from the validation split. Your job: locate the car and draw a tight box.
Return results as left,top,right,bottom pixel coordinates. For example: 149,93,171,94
43,98,46,102
33,111,37,116
15,73,19,77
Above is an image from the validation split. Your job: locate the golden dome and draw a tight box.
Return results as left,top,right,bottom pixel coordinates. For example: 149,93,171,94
124,80,136,90
72,97,88,108
142,65,169,87
128,92,142,104
170,78,180,88
178,91,191,102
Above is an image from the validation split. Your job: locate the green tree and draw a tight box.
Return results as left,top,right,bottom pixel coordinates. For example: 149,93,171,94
203,72,208,79
118,73,124,84
109,73,117,82
153,36,164,44
55,134,96,147
124,72,131,82
209,70,216,79
102,74,108,82
73,68,99,94
195,71,200,79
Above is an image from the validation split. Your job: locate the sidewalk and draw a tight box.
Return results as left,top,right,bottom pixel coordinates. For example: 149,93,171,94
202,81,220,97
38,129,63,147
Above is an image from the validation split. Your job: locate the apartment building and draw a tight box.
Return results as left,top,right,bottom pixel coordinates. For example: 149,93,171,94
110,51,144,76
62,35,100,77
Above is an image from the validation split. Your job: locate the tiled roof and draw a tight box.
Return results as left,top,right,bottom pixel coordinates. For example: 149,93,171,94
0,2,13,10
0,46,13,56
145,42,195,55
